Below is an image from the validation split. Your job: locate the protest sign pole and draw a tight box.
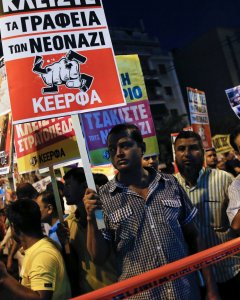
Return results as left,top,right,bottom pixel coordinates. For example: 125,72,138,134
60,167,65,178
71,115,96,190
71,114,105,229
49,166,70,254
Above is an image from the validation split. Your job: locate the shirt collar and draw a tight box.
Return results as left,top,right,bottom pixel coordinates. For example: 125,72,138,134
109,167,163,193
178,167,207,190
49,219,60,235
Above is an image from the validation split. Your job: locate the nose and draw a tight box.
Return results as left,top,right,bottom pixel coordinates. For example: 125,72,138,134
183,147,191,157
116,146,124,157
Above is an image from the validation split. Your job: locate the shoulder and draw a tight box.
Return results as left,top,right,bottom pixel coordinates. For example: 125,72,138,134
229,174,240,190
210,168,234,181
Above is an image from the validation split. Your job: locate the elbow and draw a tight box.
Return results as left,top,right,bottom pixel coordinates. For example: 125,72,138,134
231,224,240,233
231,220,240,234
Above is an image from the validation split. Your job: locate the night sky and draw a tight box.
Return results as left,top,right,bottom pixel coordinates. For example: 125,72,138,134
102,0,240,50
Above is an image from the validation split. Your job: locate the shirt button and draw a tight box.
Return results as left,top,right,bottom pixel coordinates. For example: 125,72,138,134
151,225,155,229
157,246,161,250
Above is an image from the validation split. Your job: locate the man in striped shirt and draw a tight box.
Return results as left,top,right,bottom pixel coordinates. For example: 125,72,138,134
175,130,240,300
227,127,240,233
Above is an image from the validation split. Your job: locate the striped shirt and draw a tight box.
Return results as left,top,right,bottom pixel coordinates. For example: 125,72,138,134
227,174,240,224
100,169,200,300
176,168,240,282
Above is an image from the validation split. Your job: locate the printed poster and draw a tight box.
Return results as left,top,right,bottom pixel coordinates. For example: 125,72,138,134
0,112,13,175
0,57,11,115
225,85,240,120
212,134,232,154
0,0,125,124
14,116,80,173
81,54,159,165
187,87,212,149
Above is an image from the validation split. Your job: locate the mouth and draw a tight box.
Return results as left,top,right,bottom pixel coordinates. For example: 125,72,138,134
182,160,192,165
117,159,128,165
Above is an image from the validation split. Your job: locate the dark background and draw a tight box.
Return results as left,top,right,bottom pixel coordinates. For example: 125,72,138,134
102,0,240,50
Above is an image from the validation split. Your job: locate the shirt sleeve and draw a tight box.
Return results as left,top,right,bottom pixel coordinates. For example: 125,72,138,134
176,180,198,226
227,179,240,224
28,252,58,292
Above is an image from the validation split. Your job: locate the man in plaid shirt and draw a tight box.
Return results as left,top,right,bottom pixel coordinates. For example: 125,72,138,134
84,124,219,299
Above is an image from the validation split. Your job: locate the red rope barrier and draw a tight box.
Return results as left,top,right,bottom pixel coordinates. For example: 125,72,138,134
71,237,240,300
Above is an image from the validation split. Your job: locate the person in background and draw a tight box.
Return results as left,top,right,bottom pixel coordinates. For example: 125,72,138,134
142,154,159,170
16,183,39,200
227,126,240,234
35,191,80,296
174,130,240,300
84,123,219,300
224,151,240,177
62,168,117,295
6,183,39,274
205,147,218,169
35,191,65,246
0,199,71,300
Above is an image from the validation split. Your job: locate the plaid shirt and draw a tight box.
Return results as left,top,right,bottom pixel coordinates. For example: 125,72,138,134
99,169,200,300
176,168,240,283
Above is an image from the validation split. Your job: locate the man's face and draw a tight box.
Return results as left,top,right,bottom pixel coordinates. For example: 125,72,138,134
63,177,86,205
205,150,218,168
35,195,51,223
142,155,159,170
175,137,204,174
107,132,143,173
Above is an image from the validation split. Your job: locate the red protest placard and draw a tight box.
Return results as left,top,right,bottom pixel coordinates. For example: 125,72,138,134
0,1,125,124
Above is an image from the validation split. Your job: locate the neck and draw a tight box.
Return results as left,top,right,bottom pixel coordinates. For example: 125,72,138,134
118,167,151,187
180,170,200,188
21,234,43,250
51,216,59,227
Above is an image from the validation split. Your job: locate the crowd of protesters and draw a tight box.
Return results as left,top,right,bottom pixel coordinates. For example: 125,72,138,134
0,124,240,299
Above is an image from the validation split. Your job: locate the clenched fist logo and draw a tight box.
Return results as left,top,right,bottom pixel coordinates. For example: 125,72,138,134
33,50,94,94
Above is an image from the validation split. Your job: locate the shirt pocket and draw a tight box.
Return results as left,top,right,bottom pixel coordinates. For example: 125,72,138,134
108,204,138,240
157,197,182,227
203,199,225,229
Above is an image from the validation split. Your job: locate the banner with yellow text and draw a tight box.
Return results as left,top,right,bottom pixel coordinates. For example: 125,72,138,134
81,55,159,165
14,117,80,173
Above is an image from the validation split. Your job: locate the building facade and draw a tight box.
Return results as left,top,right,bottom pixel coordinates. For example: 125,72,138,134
110,26,188,132
174,27,240,135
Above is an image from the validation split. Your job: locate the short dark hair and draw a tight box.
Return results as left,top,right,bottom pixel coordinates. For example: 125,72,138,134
107,124,144,145
174,131,203,148
16,183,39,200
7,199,42,237
39,191,65,213
230,126,240,152
93,173,108,187
63,167,86,183
46,181,65,194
